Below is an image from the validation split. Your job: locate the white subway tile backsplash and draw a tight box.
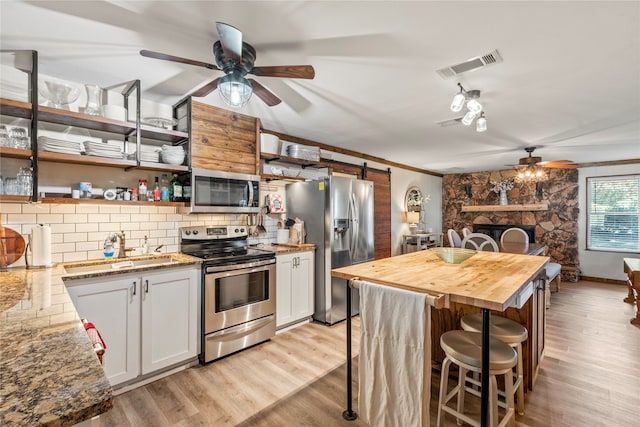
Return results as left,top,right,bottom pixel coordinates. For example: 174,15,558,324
50,223,76,234
64,232,88,243
63,251,88,262
99,222,122,233
49,205,76,214
7,213,36,224
2,202,273,263
99,205,121,214
0,203,22,214
130,214,150,222
36,214,64,224
64,214,88,224
120,206,140,213
75,205,100,214
76,223,99,232
110,213,131,222
22,203,50,214
88,213,110,223
75,241,99,251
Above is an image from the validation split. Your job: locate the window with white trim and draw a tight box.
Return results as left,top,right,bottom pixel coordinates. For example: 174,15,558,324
587,174,639,253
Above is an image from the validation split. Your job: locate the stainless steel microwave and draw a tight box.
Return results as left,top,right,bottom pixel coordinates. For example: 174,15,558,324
186,168,260,214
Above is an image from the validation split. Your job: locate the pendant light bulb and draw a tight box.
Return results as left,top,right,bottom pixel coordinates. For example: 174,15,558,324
466,98,483,115
461,110,477,126
476,113,487,132
450,92,466,112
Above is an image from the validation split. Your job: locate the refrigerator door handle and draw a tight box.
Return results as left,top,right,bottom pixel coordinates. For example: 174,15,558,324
349,192,359,261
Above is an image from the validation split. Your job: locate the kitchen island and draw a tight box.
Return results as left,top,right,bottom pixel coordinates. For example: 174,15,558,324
332,249,548,425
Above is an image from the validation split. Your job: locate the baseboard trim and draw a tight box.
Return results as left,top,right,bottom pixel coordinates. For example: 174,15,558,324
579,276,627,286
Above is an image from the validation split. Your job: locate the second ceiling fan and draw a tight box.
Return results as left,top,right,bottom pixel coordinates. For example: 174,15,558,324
513,146,577,169
140,22,315,107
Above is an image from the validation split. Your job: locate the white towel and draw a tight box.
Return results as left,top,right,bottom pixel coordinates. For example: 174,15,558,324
358,281,431,427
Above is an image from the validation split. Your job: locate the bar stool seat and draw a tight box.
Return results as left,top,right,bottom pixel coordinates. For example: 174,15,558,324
437,330,517,427
461,313,528,416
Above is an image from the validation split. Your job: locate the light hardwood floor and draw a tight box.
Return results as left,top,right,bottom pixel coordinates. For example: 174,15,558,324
101,280,640,426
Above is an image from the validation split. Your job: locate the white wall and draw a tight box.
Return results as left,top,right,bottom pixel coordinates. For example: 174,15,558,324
578,163,640,281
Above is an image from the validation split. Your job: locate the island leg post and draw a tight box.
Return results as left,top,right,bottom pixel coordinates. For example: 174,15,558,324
343,280,358,421
481,308,491,427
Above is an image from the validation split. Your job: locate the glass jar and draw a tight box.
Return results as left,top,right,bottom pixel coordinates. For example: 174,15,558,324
16,167,33,196
84,84,103,116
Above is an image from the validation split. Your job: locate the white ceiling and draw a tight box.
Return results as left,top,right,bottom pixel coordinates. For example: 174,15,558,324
1,1,639,174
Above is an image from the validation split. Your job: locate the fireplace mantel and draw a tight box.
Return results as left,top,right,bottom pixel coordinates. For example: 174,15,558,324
461,203,548,212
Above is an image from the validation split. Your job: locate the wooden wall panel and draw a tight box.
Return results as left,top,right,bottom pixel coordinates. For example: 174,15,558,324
191,101,259,174
367,169,391,260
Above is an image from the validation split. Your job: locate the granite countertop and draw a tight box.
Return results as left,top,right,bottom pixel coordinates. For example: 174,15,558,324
0,253,201,426
254,243,316,254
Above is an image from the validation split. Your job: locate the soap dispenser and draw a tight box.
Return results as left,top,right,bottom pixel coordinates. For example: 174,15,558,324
103,238,115,259
142,236,149,255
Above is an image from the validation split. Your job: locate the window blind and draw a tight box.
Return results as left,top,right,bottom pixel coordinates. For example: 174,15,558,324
587,174,639,253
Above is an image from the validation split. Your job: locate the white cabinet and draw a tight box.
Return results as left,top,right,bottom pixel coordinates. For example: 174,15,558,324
276,251,314,329
66,265,199,387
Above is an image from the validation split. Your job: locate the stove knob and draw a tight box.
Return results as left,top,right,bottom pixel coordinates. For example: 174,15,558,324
234,228,239,233
239,228,245,233
193,230,199,235
185,230,191,235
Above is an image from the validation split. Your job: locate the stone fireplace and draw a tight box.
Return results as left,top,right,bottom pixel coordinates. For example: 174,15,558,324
442,168,579,281
473,223,536,243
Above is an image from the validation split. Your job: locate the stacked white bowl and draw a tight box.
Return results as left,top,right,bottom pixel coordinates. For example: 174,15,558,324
161,144,185,165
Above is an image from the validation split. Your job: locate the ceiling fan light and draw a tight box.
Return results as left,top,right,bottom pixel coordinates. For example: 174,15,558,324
450,92,466,112
461,110,477,126
476,115,487,132
218,72,252,108
466,98,482,114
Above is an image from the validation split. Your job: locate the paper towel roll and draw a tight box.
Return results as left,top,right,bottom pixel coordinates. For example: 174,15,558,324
277,229,289,244
29,225,52,268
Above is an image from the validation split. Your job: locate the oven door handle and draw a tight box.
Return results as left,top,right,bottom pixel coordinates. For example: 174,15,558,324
205,258,275,273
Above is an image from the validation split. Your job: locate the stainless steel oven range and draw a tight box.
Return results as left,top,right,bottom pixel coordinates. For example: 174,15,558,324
180,225,276,363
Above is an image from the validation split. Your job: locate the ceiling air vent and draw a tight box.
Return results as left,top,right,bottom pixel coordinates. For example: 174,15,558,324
436,49,503,79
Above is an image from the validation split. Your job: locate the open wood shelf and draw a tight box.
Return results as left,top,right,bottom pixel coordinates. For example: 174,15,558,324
0,98,32,119
135,161,189,172
0,146,32,159
0,195,31,203
261,153,320,167
461,203,549,212
1,99,188,143
38,151,138,168
260,173,306,182
40,197,188,207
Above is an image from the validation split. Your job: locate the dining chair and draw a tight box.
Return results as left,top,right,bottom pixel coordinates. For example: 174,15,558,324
461,233,499,252
462,227,472,238
500,228,529,245
448,229,462,248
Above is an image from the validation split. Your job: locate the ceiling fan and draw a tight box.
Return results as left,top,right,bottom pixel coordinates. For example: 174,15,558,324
512,146,577,169
140,22,315,107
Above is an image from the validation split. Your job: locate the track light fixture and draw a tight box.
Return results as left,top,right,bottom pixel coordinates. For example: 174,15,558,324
450,83,487,132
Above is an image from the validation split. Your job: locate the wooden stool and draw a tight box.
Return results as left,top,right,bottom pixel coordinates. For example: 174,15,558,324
461,313,528,416
437,330,517,427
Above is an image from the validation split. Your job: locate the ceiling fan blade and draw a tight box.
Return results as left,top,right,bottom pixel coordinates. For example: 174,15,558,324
538,160,573,165
248,79,281,106
190,77,221,97
216,22,243,63
140,49,219,70
250,65,315,79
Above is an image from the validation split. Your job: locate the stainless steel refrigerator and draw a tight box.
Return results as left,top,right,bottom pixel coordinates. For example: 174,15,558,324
286,176,374,325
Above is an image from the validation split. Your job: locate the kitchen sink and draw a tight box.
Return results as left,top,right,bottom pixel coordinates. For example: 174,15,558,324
63,255,180,276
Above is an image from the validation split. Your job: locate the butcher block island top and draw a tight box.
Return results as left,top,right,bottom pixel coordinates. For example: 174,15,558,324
332,250,549,311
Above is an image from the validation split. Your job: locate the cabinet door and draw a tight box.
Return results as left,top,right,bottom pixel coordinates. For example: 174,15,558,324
141,267,198,374
66,276,140,386
293,251,314,320
276,253,295,328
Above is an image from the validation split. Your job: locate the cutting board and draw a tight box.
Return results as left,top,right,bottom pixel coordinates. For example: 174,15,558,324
0,225,26,268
